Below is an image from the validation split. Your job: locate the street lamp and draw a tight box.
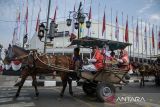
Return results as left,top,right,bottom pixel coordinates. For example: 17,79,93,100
66,2,91,39
23,34,28,48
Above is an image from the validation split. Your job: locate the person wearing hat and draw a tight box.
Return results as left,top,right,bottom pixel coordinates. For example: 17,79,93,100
82,46,104,72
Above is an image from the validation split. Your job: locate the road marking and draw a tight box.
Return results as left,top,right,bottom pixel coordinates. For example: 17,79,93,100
52,87,97,107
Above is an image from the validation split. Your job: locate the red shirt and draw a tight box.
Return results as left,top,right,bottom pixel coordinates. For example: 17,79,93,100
93,50,104,70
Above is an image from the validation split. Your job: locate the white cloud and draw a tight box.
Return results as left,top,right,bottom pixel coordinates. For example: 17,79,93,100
138,0,154,14
138,3,152,13
150,14,160,20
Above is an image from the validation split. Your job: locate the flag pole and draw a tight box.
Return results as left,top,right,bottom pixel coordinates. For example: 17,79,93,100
132,16,135,62
63,0,66,55
137,18,140,63
115,11,119,41
145,21,148,63
126,15,130,58
153,24,155,56
141,19,144,63
122,12,124,42
98,2,100,38
111,8,113,40
149,22,152,63
156,25,158,55
157,27,160,54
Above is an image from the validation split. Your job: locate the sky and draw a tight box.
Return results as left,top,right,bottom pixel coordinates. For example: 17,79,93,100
0,0,160,49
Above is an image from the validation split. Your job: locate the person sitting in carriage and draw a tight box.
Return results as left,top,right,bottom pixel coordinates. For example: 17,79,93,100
82,46,104,73
116,48,130,70
70,47,83,70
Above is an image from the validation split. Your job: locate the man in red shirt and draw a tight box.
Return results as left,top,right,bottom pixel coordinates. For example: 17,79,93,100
82,46,104,72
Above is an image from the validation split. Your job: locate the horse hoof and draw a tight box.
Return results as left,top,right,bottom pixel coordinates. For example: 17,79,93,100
34,96,39,100
15,94,19,98
70,92,73,96
60,93,63,98
36,93,39,97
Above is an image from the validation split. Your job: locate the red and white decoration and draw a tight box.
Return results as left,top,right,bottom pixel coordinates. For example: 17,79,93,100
4,60,22,71
11,60,22,71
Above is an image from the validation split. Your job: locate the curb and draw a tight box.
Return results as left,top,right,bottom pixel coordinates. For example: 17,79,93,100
14,79,155,87
14,80,84,87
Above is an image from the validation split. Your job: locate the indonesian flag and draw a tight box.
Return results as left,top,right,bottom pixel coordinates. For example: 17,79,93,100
52,6,58,22
115,15,119,40
152,27,155,48
102,10,106,37
17,12,20,35
12,28,18,45
144,25,147,51
158,30,160,49
87,5,92,36
136,21,139,47
88,6,92,20
36,9,41,32
125,17,129,42
25,0,28,34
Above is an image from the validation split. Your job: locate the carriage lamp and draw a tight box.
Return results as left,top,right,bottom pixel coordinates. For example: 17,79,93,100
38,23,45,41
23,34,28,44
66,2,91,39
74,22,79,29
66,19,72,26
86,20,91,28
23,34,28,48
79,14,85,24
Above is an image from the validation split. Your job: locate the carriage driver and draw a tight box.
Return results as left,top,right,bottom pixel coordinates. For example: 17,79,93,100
82,46,104,73
70,47,83,70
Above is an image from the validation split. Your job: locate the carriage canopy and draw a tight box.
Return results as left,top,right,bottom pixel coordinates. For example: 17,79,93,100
70,37,132,50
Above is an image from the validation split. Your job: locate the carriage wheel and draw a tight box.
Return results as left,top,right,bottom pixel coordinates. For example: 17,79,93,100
96,82,115,102
82,82,96,96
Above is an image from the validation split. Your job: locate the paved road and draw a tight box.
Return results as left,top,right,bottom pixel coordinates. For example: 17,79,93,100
0,75,160,107
0,82,160,107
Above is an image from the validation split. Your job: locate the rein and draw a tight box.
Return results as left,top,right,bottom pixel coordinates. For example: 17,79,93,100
34,52,74,73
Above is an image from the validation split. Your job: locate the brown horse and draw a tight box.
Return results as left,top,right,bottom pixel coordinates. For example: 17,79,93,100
4,45,79,98
130,61,160,87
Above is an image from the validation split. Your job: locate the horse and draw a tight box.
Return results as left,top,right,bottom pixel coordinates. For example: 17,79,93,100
3,45,79,98
130,61,160,87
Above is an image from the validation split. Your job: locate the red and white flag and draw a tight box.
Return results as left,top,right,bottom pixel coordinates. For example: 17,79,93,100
52,6,57,22
152,27,155,48
87,5,92,36
125,17,129,42
17,12,20,30
102,10,106,38
144,25,147,51
36,9,41,32
115,15,119,40
25,0,28,34
12,28,17,45
158,30,160,49
136,21,139,47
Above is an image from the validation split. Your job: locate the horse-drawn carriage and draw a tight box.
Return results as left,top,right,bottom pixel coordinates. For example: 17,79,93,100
70,37,132,101
3,37,132,102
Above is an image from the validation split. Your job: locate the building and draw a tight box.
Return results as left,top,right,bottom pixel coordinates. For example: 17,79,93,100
29,20,160,61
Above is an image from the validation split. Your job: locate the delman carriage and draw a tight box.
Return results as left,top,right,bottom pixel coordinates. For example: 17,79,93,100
3,37,132,102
